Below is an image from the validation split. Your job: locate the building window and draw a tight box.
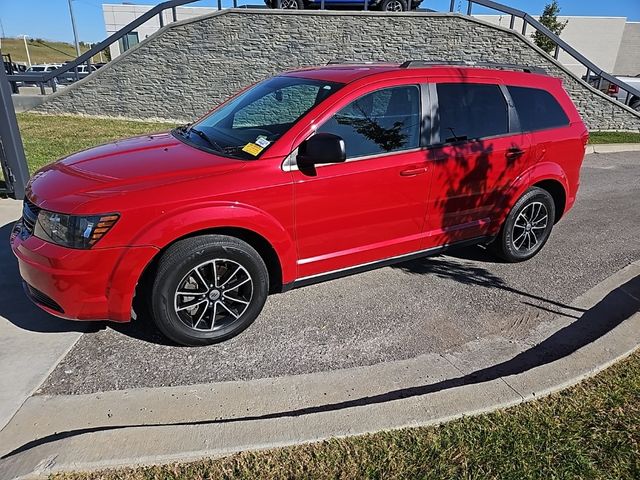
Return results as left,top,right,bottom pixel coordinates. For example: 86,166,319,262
118,32,139,53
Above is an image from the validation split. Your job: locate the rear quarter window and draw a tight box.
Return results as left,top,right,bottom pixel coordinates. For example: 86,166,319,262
508,86,570,132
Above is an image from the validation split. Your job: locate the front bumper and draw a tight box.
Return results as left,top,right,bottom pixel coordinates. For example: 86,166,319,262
11,221,158,322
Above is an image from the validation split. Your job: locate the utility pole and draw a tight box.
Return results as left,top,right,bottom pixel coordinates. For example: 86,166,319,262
22,35,31,67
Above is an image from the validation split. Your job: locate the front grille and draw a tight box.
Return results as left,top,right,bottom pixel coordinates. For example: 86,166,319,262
22,198,41,236
23,282,64,313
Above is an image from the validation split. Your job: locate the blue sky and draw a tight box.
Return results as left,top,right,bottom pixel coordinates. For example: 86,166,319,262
0,0,639,43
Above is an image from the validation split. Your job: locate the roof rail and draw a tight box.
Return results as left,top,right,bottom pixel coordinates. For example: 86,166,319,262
399,60,547,75
325,61,390,66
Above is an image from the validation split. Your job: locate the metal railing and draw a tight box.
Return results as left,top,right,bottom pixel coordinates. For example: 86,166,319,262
451,0,640,106
7,0,639,105
6,0,208,94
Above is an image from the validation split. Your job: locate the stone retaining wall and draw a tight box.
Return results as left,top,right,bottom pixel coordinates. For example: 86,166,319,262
33,10,640,131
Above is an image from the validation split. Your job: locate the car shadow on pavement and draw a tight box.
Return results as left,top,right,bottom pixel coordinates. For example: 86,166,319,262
0,221,103,334
392,245,587,317
109,314,177,346
3,273,639,460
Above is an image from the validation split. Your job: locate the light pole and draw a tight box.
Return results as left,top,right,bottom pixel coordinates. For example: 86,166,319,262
21,35,31,67
67,0,81,58
67,0,82,81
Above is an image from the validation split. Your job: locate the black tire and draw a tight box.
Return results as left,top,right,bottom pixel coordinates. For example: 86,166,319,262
629,95,640,112
490,187,556,263
151,235,269,346
379,0,408,11
272,0,304,8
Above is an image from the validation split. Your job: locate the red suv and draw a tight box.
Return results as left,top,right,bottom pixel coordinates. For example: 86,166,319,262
11,62,588,346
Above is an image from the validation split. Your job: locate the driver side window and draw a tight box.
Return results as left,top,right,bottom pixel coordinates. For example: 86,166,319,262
317,85,421,159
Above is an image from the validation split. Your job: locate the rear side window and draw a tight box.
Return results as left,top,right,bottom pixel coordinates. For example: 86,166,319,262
507,86,570,132
318,85,421,158
436,83,509,142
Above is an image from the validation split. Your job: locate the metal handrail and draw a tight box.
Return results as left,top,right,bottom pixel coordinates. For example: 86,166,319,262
7,0,204,92
7,0,640,106
453,0,640,104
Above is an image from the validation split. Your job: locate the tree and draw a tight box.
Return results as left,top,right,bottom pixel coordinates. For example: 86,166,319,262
533,1,569,54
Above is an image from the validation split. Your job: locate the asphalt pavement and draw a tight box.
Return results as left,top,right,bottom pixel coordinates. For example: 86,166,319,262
9,151,639,395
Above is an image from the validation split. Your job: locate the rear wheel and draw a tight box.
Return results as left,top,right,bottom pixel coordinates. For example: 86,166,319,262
151,235,269,346
380,0,408,11
490,187,555,262
276,0,304,8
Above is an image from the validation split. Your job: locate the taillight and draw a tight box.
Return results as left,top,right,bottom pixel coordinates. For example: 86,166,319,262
608,84,619,95
581,129,589,148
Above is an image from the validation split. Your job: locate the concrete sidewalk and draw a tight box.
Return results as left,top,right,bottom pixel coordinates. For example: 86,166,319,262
1,259,638,479
0,200,89,431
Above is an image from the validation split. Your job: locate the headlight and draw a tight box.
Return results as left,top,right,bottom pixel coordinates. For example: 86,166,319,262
34,211,119,249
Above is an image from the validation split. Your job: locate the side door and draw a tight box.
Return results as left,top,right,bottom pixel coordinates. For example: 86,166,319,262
291,83,431,279
423,80,533,248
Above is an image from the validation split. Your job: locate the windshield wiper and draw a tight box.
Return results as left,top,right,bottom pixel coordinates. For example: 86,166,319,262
186,126,226,154
175,123,191,135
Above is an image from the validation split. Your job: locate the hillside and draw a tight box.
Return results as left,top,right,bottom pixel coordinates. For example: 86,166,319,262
0,37,107,65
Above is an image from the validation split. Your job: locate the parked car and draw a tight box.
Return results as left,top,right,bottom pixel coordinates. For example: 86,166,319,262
60,64,98,84
615,75,640,111
21,64,60,87
11,62,588,346
265,0,423,11
583,73,640,111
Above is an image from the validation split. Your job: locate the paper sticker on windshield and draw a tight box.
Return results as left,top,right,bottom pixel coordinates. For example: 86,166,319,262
255,136,270,148
242,142,263,156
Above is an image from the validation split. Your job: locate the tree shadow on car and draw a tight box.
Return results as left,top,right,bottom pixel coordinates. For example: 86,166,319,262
0,221,102,334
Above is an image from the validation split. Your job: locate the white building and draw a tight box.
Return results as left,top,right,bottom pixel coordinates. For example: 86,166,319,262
102,3,640,77
475,15,640,77
102,3,218,60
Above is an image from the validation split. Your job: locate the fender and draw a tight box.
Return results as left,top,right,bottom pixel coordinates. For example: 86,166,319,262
485,161,570,236
506,161,570,209
130,201,297,284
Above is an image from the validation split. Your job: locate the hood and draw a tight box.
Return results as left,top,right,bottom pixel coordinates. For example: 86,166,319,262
27,132,246,212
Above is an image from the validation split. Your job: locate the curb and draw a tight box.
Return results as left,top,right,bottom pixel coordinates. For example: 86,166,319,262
586,143,640,154
0,260,638,479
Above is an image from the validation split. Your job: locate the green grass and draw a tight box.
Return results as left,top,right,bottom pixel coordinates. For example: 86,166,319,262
11,114,640,176
2,37,105,65
52,350,640,480
589,131,640,144
17,113,174,173
9,113,640,186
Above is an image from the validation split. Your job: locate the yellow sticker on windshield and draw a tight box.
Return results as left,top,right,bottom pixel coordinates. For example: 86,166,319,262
242,142,263,156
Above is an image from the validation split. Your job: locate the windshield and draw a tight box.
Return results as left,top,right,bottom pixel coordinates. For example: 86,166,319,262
173,76,344,160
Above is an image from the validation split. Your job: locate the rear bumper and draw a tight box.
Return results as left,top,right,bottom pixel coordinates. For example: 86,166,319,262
11,222,158,322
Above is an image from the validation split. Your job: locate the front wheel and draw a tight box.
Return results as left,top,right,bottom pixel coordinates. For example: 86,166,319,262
151,235,269,346
380,0,408,11
490,187,556,262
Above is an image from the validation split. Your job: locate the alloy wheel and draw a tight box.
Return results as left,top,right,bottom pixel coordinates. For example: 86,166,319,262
280,0,299,8
173,259,253,332
511,201,549,253
385,0,404,11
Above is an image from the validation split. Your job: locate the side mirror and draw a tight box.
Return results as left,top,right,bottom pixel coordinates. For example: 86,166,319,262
297,133,346,168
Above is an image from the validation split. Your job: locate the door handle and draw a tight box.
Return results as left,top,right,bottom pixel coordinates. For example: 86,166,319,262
506,148,525,160
400,167,428,177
